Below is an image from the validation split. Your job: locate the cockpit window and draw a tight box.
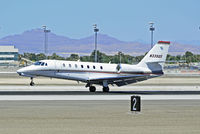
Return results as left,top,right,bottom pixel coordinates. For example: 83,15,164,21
34,61,47,66
34,62,42,65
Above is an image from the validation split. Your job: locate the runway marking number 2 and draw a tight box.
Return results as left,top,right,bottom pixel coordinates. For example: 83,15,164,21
131,96,141,112
132,98,137,111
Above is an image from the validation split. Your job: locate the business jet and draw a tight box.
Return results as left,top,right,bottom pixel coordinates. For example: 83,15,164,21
17,41,170,92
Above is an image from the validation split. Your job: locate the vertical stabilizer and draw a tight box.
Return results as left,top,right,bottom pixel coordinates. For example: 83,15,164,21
137,41,170,73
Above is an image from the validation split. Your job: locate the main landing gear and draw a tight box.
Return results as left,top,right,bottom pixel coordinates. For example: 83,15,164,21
30,77,35,86
89,86,96,92
86,81,110,92
89,86,109,92
86,83,96,92
87,85,110,92
102,80,109,92
103,86,109,92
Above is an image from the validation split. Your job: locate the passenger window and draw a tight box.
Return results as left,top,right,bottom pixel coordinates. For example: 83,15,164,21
87,65,90,69
69,64,71,68
93,66,95,69
75,64,78,68
63,63,65,67
45,63,47,66
100,66,103,69
81,65,84,68
41,62,44,66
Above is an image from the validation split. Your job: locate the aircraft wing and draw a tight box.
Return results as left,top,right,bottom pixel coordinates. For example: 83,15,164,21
88,75,152,87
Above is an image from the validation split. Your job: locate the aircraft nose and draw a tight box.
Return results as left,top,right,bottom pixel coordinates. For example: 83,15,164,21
17,67,30,76
17,68,24,76
17,66,35,77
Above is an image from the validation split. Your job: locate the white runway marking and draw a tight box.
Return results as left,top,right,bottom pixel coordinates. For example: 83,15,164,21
0,95,200,101
0,72,17,74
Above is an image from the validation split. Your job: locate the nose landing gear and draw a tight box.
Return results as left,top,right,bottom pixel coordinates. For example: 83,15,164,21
30,77,35,86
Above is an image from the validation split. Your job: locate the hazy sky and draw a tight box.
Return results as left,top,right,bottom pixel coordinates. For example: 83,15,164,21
0,0,200,42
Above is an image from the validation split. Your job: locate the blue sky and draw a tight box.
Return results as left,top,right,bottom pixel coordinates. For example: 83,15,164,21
0,0,200,42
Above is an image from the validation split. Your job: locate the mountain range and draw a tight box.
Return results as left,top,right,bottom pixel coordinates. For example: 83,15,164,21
0,28,200,56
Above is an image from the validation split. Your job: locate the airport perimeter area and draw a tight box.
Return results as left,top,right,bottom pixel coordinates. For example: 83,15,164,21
0,73,200,134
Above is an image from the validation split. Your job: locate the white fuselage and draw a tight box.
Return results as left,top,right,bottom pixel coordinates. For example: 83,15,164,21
17,60,157,83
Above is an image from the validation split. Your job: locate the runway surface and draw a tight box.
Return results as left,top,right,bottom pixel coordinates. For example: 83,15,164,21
0,100,200,134
0,84,199,101
0,75,200,134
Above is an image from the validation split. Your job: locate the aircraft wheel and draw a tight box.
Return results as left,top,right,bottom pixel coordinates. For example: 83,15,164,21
30,77,35,86
30,81,35,86
89,86,96,92
103,86,109,92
